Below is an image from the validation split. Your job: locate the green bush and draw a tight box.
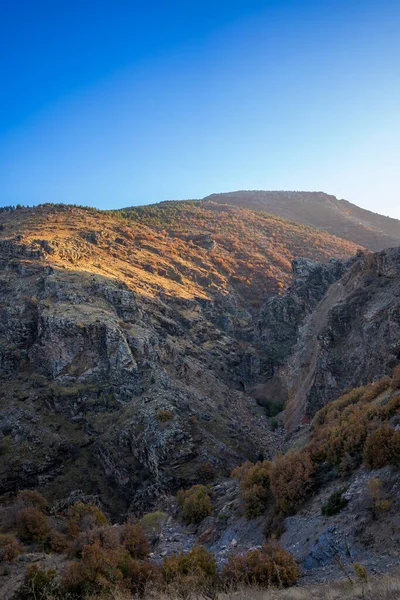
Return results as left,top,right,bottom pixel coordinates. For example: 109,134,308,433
67,501,109,538
139,511,167,542
321,489,348,516
177,485,212,525
257,398,284,418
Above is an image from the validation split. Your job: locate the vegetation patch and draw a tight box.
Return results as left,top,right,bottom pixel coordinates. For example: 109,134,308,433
321,489,349,516
177,484,213,525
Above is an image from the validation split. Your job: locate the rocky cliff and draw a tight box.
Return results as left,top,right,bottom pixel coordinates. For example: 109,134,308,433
0,203,360,515
257,248,400,432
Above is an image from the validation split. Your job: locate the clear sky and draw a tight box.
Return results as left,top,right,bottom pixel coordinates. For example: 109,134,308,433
1,0,399,217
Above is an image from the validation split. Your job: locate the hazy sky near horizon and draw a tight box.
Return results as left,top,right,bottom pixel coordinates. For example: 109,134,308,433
1,1,399,217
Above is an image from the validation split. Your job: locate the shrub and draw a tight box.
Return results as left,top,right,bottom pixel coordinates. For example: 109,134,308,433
368,477,392,519
122,523,150,559
156,409,174,422
223,541,300,588
18,565,58,600
360,377,392,402
353,562,368,580
48,530,69,554
122,558,161,597
321,489,348,516
270,451,314,513
62,541,123,596
363,425,400,469
67,501,109,538
177,485,212,525
16,507,50,542
100,525,123,550
242,484,270,519
69,526,120,558
198,462,216,483
17,490,48,512
139,511,167,543
391,365,400,389
162,546,217,597
231,460,271,518
257,399,284,418
231,461,254,485
322,409,368,468
0,534,24,561
63,539,160,598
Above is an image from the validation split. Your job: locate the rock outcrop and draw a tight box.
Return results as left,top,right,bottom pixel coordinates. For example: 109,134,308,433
257,248,400,432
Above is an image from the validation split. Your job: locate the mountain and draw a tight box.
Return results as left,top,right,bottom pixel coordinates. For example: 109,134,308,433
1,200,400,596
202,190,400,251
0,202,358,514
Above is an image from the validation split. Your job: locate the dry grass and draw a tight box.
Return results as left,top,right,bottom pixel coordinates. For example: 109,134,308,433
0,202,359,304
82,573,400,599
217,576,400,600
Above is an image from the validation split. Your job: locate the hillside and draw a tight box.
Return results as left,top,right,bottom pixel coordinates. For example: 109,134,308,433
1,202,400,598
203,190,400,251
0,203,359,514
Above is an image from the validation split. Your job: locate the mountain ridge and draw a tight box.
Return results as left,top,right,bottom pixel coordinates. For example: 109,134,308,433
201,190,400,251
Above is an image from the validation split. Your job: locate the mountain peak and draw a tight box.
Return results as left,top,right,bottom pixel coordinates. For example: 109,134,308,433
201,190,400,251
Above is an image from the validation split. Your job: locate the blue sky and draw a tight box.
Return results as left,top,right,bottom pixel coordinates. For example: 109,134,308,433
1,0,399,217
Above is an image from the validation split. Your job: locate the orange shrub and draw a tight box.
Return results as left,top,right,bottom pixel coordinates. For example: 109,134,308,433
231,460,271,518
231,461,254,485
363,425,400,469
16,507,50,542
63,539,160,598
323,409,368,467
121,559,161,597
17,490,48,512
391,365,400,389
162,545,217,597
69,525,123,558
0,533,24,561
360,377,392,403
122,523,149,559
223,541,300,588
156,409,174,422
270,451,314,513
48,530,69,554
368,477,393,519
62,540,124,596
